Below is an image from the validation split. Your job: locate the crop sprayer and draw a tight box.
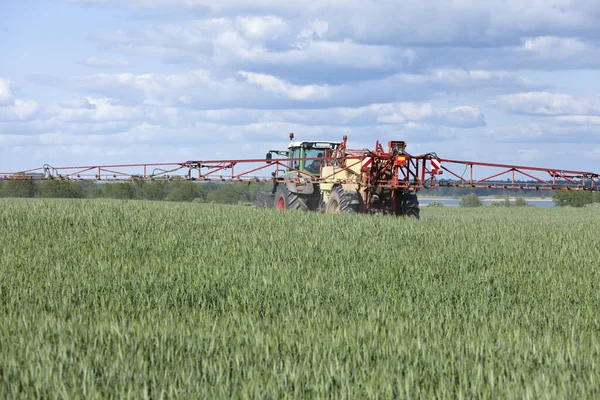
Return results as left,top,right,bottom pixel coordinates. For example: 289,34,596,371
2,133,599,219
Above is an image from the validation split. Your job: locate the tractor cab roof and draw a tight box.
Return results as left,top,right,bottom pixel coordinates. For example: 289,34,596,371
287,141,341,149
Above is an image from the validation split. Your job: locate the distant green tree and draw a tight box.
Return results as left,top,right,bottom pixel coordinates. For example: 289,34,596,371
552,191,569,207
2,177,36,198
146,181,171,201
491,198,511,207
460,193,482,208
131,180,146,200
206,185,241,205
133,180,170,201
552,191,596,207
201,182,271,204
237,182,271,203
40,180,84,198
104,182,134,200
514,197,528,207
76,181,104,198
87,187,104,198
166,182,207,202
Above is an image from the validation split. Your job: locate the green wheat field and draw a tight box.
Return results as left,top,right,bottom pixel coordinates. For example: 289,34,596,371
0,199,598,398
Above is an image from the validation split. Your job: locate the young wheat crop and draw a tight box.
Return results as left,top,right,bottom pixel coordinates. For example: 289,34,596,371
0,199,598,398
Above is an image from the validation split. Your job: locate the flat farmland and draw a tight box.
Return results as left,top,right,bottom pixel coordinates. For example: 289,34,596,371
0,199,598,398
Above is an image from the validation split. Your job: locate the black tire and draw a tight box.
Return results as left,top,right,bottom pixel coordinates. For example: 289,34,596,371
395,191,420,219
307,192,322,211
274,185,309,211
325,186,363,214
256,192,274,209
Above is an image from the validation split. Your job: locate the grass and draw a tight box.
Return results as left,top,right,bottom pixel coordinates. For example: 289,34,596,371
0,199,599,398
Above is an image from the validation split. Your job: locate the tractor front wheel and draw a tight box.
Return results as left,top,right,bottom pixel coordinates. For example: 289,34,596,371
274,185,309,211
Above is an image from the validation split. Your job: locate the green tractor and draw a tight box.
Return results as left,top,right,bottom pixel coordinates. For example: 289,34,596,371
256,133,340,211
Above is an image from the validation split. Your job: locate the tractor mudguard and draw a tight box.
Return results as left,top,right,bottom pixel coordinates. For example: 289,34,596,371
278,172,316,195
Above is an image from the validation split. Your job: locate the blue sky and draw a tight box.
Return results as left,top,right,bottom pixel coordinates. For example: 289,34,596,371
1,0,600,173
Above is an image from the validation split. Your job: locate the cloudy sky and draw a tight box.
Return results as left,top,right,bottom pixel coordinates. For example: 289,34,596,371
1,0,600,173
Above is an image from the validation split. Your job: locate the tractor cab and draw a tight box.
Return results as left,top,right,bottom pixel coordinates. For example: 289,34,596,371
266,133,341,176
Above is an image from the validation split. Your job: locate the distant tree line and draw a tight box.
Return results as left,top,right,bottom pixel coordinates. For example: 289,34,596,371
428,177,600,198
427,185,552,198
552,191,600,207
1,179,599,207
428,182,600,207
0,179,271,205
456,191,599,208
2,178,559,201
458,193,530,208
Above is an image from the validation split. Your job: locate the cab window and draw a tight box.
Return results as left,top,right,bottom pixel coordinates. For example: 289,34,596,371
289,148,300,170
303,148,326,174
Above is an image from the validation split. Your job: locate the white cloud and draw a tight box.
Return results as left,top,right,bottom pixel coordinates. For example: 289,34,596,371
70,68,535,111
95,18,414,72
238,71,332,101
71,69,267,108
296,19,329,47
555,115,600,125
235,15,288,40
0,100,39,121
83,57,130,68
261,40,409,69
51,97,145,122
487,120,600,142
74,70,212,95
437,106,486,128
57,98,97,109
5,0,600,174
0,98,484,164
82,3,600,76
494,92,600,116
179,102,485,128
69,0,600,46
516,149,539,163
0,78,13,105
376,104,484,128
394,69,535,88
518,36,590,59
95,17,600,72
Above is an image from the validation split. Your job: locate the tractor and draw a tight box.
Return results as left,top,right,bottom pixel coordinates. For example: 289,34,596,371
257,133,421,218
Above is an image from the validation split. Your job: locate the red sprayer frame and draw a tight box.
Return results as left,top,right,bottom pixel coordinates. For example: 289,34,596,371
1,144,598,192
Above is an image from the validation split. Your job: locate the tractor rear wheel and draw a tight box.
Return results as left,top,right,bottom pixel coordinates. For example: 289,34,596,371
326,186,362,214
274,185,309,211
256,192,274,208
395,192,420,219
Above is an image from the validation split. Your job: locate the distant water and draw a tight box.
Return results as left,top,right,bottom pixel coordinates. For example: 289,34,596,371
419,199,554,208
